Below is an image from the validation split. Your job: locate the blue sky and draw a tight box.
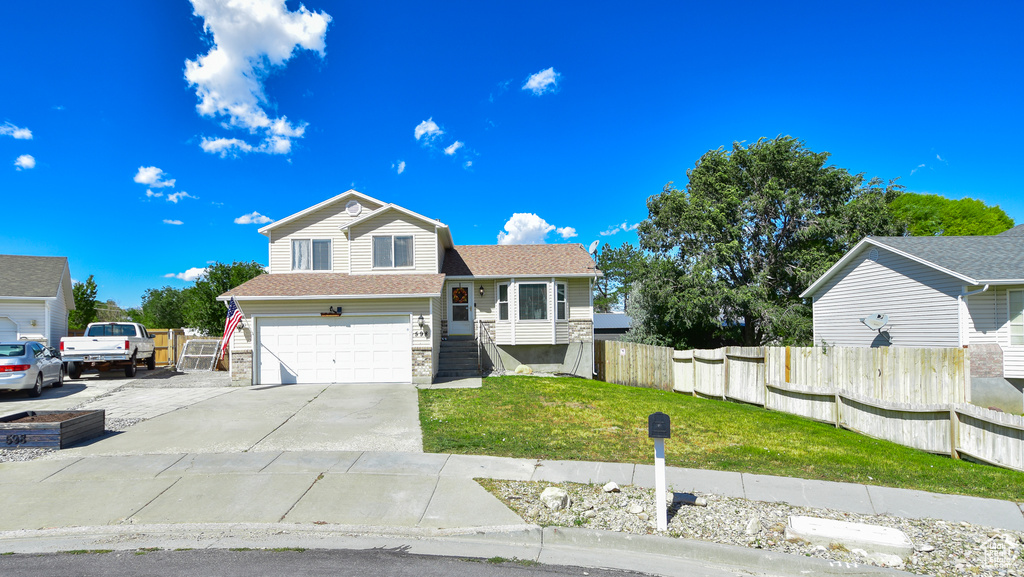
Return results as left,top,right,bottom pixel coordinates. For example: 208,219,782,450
2,1,1021,308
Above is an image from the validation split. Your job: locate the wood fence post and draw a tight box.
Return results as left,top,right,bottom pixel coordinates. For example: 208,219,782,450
949,407,960,460
785,346,791,383
722,347,730,401
834,393,841,429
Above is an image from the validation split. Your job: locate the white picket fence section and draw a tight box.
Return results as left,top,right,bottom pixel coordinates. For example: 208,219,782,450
660,345,1024,472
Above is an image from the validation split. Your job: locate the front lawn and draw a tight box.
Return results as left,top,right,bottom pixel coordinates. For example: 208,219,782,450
419,375,1024,502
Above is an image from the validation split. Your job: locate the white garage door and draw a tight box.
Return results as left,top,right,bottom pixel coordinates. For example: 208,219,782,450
257,315,412,385
0,317,16,341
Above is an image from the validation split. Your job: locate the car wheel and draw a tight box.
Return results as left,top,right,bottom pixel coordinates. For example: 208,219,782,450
147,353,156,370
52,365,64,388
29,374,43,397
124,354,137,378
68,362,83,380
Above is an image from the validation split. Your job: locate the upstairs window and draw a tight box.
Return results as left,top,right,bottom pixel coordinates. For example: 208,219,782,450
519,283,547,320
497,283,509,321
556,283,567,320
373,235,414,268
292,239,331,271
1011,290,1024,345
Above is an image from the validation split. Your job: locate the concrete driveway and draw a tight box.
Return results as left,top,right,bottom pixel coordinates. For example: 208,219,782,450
57,383,423,456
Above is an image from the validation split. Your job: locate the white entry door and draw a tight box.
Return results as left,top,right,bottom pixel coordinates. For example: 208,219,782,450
257,315,411,385
447,283,473,335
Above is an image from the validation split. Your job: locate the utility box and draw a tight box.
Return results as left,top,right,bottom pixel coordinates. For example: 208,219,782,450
648,412,671,439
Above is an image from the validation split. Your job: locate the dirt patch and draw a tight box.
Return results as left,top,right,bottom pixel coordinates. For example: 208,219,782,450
5,412,91,423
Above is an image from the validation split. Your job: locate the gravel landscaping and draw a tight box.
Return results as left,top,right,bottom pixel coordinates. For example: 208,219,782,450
482,479,1024,577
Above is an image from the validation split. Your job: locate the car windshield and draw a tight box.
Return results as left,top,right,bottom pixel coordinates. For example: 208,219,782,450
0,344,26,357
86,324,137,337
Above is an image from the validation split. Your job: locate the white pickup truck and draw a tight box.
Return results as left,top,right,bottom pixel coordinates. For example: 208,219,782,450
60,322,157,379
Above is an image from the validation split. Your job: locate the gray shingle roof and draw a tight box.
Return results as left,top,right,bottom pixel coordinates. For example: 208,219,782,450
0,255,68,298
869,235,1024,281
998,224,1024,237
442,244,600,277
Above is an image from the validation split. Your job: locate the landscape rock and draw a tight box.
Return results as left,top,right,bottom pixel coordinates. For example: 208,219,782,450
602,481,620,493
540,487,569,510
627,503,644,515
514,364,533,375
744,517,760,535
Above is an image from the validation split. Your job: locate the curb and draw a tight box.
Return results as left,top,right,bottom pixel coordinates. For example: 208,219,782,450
0,523,906,576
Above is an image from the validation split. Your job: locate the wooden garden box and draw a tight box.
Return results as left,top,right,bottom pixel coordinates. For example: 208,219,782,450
0,410,106,449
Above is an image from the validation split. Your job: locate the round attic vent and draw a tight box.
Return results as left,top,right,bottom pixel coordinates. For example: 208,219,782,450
868,248,879,262
345,200,361,216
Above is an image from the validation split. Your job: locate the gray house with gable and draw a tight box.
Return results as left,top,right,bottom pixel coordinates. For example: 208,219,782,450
0,255,76,347
801,225,1024,412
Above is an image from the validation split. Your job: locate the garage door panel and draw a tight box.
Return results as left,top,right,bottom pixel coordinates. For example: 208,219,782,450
258,315,412,385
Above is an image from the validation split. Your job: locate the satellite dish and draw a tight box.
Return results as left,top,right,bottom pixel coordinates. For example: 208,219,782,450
860,313,889,331
588,240,600,255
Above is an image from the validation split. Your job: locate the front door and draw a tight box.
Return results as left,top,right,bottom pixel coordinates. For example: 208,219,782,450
448,282,473,336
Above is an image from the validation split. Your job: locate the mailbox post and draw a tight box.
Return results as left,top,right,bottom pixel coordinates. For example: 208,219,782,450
648,412,670,531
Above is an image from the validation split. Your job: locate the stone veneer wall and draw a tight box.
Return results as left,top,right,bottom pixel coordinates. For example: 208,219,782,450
231,350,253,384
412,347,432,383
440,319,448,339
568,320,594,343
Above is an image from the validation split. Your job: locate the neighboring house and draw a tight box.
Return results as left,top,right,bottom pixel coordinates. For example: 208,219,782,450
219,190,601,385
593,312,633,341
0,255,76,347
801,226,1024,412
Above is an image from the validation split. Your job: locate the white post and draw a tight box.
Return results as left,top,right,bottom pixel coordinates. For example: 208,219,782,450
654,437,667,531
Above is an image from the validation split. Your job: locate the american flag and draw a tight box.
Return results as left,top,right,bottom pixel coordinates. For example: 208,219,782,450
220,297,244,354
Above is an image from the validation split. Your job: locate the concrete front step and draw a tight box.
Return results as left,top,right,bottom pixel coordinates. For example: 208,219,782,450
440,362,479,371
436,369,482,378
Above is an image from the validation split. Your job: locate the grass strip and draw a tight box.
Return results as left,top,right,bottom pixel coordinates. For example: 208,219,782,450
419,375,1024,502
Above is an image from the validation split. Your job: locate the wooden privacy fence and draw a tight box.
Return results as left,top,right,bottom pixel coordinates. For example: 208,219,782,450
596,341,1024,473
64,328,226,370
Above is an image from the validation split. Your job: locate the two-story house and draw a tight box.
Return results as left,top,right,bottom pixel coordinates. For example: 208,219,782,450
218,190,600,385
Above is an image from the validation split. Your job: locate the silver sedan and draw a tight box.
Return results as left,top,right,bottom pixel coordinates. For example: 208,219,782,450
0,341,65,397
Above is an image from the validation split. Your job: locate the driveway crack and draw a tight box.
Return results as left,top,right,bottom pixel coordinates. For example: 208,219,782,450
246,385,329,451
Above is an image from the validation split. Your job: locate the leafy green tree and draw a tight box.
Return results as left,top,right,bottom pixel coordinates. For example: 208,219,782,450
95,299,127,322
139,286,186,328
181,261,266,336
68,275,98,330
593,243,649,313
891,192,1014,236
636,136,906,348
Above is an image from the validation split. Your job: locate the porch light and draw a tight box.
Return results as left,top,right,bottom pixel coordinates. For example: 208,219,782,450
417,315,425,328
479,285,484,297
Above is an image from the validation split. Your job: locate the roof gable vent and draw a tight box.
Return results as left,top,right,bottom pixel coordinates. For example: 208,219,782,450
345,200,362,217
868,248,879,262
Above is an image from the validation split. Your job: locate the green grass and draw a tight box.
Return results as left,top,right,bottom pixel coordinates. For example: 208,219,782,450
419,375,1024,502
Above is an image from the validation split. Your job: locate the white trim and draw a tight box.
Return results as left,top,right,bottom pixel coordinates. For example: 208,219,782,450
446,281,474,336
496,281,509,322
0,316,21,340
219,293,440,302
252,312,417,318
1009,288,1024,346
257,190,388,235
800,237,978,299
0,296,58,301
444,273,599,280
551,277,556,345
44,300,51,346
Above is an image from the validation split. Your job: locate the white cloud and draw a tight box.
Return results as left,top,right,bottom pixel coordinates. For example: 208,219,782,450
164,267,207,282
497,213,556,245
910,163,926,176
522,67,561,95
414,118,443,141
444,141,464,156
184,0,331,156
556,226,577,239
163,219,184,225
234,211,273,224
166,191,196,203
393,160,406,174
600,221,640,236
464,161,472,169
146,189,164,198
14,154,35,170
0,122,32,139
134,166,176,188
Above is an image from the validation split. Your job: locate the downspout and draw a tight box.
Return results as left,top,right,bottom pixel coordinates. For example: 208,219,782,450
958,284,989,347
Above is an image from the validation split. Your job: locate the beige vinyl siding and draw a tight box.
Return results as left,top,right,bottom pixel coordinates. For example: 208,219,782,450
349,214,438,274
0,300,48,344
965,286,1003,345
229,297,432,352
567,278,590,320
267,198,384,274
811,247,962,347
